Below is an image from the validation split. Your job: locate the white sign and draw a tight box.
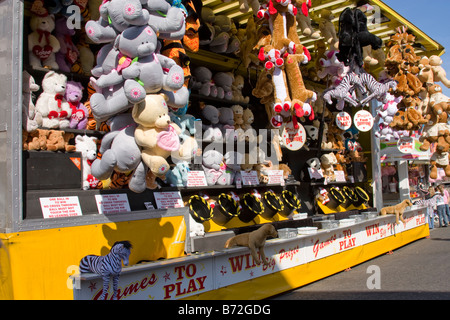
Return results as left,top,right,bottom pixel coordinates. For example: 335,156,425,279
95,194,131,214
281,122,306,151
241,170,259,185
268,170,285,186
186,171,208,187
39,196,82,219
336,112,352,130
354,110,374,132
154,191,184,209
397,136,414,154
308,167,324,179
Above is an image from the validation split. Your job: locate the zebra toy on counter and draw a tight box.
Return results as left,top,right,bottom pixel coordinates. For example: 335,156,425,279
79,241,133,300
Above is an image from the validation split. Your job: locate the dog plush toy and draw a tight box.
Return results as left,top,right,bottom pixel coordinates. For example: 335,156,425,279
380,199,413,225
225,224,278,266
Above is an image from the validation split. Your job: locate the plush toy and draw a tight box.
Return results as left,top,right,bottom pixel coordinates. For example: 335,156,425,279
224,224,278,266
295,0,320,39
319,9,338,50
200,104,223,142
28,13,60,70
429,55,450,88
24,128,48,150
84,0,150,44
91,113,147,193
238,108,256,143
46,130,76,152
380,199,413,225
236,0,260,13
65,81,89,130
191,66,217,97
22,71,39,132
428,83,450,121
133,94,182,188
90,25,184,122
322,72,365,108
209,14,240,54
165,161,190,187
34,71,72,129
213,72,234,100
316,187,330,205
317,50,348,83
217,107,235,141
320,152,337,181
418,56,434,86
231,74,250,104
231,104,244,130
359,72,398,106
376,93,402,127
54,17,79,72
75,135,99,190
79,240,132,300
202,149,227,185
337,8,382,69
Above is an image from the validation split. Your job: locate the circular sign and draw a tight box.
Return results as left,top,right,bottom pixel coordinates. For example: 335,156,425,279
397,136,414,154
281,122,306,151
335,112,352,130
353,110,374,132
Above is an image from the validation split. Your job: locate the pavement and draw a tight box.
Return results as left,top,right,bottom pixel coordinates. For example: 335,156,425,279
270,226,450,300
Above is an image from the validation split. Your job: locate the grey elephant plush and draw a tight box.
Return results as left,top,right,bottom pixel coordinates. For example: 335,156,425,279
85,0,150,44
90,113,147,193
89,25,184,122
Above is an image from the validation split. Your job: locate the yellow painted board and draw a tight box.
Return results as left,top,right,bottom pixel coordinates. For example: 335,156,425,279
0,216,186,300
184,224,429,300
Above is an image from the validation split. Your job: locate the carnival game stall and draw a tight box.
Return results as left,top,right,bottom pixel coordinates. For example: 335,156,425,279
0,0,446,300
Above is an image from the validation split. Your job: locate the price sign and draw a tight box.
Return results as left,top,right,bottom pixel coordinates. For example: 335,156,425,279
354,110,374,132
336,112,352,130
281,122,306,151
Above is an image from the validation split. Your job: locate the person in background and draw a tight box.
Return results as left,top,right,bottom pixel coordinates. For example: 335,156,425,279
414,185,436,229
437,184,450,223
434,186,448,227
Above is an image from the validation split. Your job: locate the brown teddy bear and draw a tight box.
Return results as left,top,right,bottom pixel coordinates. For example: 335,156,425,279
24,128,48,150
46,130,76,152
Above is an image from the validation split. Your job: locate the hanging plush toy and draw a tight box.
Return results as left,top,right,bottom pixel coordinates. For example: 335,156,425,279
132,94,182,189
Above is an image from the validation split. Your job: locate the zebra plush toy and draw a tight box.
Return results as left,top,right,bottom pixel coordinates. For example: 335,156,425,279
322,72,366,109
79,241,132,300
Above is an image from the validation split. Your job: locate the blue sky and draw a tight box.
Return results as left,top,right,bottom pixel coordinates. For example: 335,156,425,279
383,0,450,96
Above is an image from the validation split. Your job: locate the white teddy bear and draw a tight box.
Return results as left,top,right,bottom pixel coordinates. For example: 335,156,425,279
34,71,72,129
28,14,60,70
22,71,39,132
75,135,99,190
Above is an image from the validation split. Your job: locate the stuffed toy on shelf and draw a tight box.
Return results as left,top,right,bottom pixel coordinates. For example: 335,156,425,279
34,71,72,129
28,4,60,70
75,135,99,190
65,81,88,130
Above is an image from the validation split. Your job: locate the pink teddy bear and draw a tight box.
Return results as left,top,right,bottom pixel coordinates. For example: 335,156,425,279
65,81,88,130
